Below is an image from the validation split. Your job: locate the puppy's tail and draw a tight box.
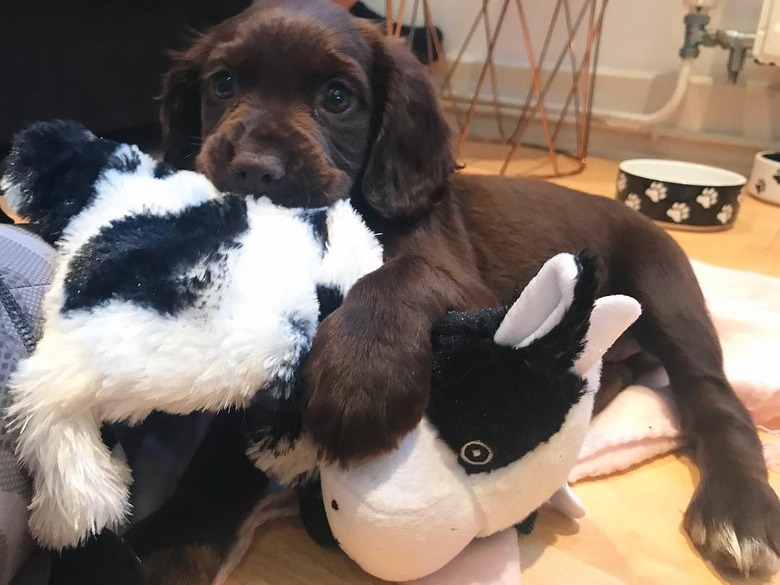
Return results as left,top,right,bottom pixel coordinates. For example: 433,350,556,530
1,120,139,243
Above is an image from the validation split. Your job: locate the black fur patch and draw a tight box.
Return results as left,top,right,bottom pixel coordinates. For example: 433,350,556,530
62,196,249,315
153,161,176,179
3,120,121,243
297,208,329,249
242,367,306,454
316,285,344,322
515,510,538,535
427,254,598,475
110,148,141,175
298,481,339,548
288,314,316,348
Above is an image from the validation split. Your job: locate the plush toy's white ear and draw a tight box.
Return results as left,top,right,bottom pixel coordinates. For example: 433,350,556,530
571,295,641,377
494,253,580,348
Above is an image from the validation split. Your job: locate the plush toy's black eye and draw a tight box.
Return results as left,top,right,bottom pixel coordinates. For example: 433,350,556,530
320,81,353,114
459,440,494,466
210,70,236,100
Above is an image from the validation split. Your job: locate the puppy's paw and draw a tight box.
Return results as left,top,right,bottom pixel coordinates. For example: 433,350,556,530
29,457,132,550
684,475,780,576
304,305,431,465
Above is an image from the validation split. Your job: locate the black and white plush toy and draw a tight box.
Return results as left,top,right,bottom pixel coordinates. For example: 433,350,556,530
319,252,641,581
1,121,641,581
1,120,382,549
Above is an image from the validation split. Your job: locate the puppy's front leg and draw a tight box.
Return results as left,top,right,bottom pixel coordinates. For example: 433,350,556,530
304,254,496,464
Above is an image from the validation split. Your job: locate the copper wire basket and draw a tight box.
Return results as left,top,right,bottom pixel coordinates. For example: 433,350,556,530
385,0,609,177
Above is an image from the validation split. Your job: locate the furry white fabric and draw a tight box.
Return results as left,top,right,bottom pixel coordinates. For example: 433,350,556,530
2,122,383,549
320,253,641,582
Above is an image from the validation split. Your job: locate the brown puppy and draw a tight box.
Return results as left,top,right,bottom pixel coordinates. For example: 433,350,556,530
160,0,780,575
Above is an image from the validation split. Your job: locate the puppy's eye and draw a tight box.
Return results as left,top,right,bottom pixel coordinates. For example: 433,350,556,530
320,81,353,114
210,70,236,100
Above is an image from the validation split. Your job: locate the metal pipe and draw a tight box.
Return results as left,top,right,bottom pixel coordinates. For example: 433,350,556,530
716,29,757,84
594,4,757,129
680,10,713,59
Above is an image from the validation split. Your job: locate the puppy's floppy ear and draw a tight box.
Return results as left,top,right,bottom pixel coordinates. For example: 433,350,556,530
360,29,455,221
159,42,209,170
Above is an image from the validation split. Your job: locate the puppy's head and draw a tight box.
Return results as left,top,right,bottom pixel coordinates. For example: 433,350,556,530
160,0,454,219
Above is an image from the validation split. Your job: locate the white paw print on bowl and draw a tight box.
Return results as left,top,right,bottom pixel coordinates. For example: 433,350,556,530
616,173,628,192
695,187,718,209
717,204,734,224
623,193,642,211
666,202,690,223
645,181,668,203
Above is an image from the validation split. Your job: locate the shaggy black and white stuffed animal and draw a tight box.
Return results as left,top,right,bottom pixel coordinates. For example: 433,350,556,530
1,120,382,549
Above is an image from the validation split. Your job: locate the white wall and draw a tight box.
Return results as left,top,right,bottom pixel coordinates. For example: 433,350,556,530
364,0,780,171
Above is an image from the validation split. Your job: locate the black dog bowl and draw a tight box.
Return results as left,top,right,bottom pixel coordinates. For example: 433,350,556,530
616,159,746,231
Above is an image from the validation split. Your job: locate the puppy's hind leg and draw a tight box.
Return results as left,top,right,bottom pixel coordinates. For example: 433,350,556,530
8,345,132,550
613,225,780,576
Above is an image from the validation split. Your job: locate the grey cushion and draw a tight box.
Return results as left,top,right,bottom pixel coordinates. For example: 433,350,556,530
0,224,54,585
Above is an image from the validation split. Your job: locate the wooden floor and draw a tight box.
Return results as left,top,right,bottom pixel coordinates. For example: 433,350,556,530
229,141,780,585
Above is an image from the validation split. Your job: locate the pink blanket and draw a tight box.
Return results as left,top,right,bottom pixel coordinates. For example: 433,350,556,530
571,260,780,482
217,260,780,585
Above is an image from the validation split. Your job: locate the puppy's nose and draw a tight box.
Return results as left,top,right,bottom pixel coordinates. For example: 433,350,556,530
230,152,287,193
